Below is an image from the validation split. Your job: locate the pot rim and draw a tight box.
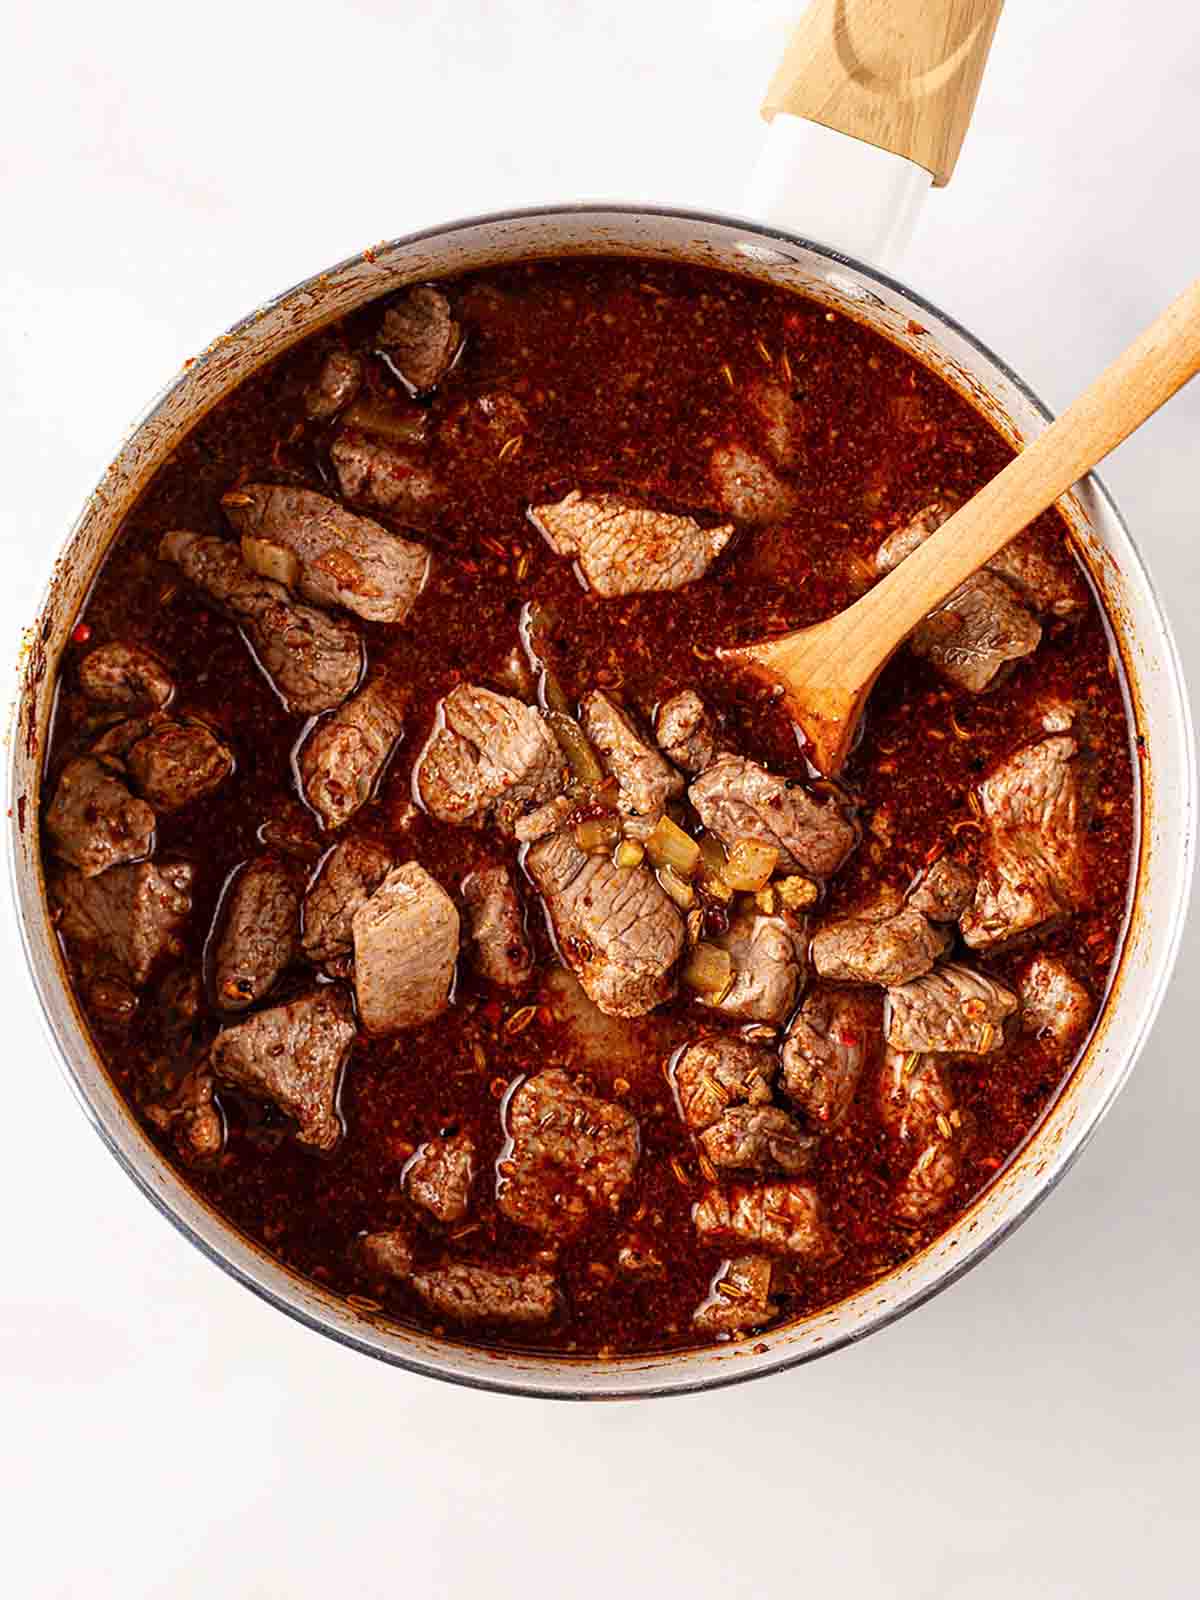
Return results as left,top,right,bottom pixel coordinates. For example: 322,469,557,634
9,201,1196,1399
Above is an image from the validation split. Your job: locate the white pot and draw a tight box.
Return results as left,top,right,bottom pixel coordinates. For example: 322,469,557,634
8,202,1195,1398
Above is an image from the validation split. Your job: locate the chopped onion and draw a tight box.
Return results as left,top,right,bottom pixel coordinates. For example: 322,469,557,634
777,874,819,911
240,534,299,589
644,816,700,877
342,397,428,447
682,943,733,994
724,839,779,892
575,816,620,854
614,838,645,869
697,832,733,900
657,864,695,910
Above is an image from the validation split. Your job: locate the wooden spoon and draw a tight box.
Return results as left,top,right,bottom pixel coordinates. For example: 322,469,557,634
720,276,1200,774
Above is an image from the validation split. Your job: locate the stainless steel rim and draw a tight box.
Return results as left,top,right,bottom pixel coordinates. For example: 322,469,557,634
9,202,1196,1399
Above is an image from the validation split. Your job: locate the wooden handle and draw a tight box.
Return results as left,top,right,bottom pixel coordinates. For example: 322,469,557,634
865,275,1200,644
762,0,1005,186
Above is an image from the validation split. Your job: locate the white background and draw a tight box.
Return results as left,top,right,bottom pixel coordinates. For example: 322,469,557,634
3,2,1198,1595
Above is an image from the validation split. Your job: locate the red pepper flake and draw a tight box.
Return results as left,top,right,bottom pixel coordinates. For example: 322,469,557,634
71,623,92,645
837,1031,858,1047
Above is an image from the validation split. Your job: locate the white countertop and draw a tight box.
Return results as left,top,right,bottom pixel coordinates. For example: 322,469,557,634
3,2,1197,1595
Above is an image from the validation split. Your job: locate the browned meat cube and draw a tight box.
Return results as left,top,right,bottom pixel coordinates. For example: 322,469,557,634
212,856,301,1012
298,676,405,830
51,860,193,985
689,755,857,879
877,499,1086,619
811,895,950,985
417,684,564,835
304,347,362,421
654,689,717,774
961,734,1088,950
78,642,174,711
782,987,881,1130
160,532,362,714
909,572,1042,694
879,1048,964,1223
1018,955,1095,1050
408,1264,558,1327
693,1181,838,1261
709,443,795,525
875,502,1045,692
223,484,430,625
528,490,734,597
512,794,577,843
301,836,394,964
887,963,1017,1054
498,1069,640,1239
525,830,683,1017
210,986,355,1151
700,1105,816,1176
749,378,802,464
906,855,976,922
352,862,459,1034
462,864,532,988
45,756,156,877
405,1132,476,1223
700,912,803,1024
378,285,462,394
580,689,683,838
693,1255,777,1336
331,436,443,523
360,1226,414,1280
126,720,233,812
144,1064,223,1162
674,1037,775,1131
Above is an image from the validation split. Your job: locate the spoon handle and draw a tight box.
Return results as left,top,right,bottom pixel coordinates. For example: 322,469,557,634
865,274,1200,644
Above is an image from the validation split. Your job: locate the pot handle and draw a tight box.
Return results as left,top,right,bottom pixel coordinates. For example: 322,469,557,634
744,0,1004,270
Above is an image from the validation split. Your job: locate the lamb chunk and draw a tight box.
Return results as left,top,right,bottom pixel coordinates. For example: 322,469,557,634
462,865,532,988
689,755,857,879
352,862,459,1034
907,855,975,922
749,378,802,464
359,1227,414,1280
907,571,1042,693
654,689,717,774
78,642,173,711
45,756,156,877
783,987,881,1130
498,1069,640,1239
528,490,734,597
811,896,951,985
887,963,1017,1054
90,716,155,760
212,856,301,1012
405,1132,476,1223
126,720,233,812
378,285,462,394
580,689,683,838
674,1037,775,1132
525,831,683,1017
700,913,802,1024
962,734,1088,949
709,443,795,525
302,837,394,964
417,684,563,835
304,348,362,420
513,794,576,843
159,531,362,714
1019,955,1095,1050
693,1181,838,1261
298,676,405,830
210,986,355,1151
145,1065,223,1162
51,860,193,985
700,1106,816,1176
223,484,430,625
693,1256,777,1336
876,502,1051,691
331,435,443,522
879,1048,964,1223
409,1264,558,1327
